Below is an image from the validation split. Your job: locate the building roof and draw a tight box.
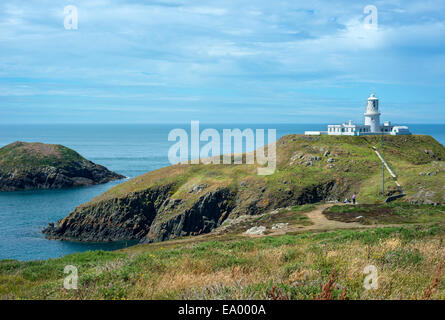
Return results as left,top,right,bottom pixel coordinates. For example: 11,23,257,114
368,93,378,100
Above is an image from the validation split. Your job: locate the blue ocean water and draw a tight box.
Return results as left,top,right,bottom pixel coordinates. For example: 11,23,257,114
0,124,444,261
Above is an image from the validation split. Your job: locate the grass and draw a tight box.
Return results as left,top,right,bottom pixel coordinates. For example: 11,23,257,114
59,134,445,245
2,135,444,300
0,141,87,173
257,206,314,226
324,203,445,225
216,204,315,235
87,134,445,206
1,223,443,300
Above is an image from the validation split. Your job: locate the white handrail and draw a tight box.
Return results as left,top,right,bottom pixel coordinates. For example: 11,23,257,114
372,146,397,179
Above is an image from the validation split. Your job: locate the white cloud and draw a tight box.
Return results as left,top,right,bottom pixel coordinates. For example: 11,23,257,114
182,6,228,16
1,0,445,123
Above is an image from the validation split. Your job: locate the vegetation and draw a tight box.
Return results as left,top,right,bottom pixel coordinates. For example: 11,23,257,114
1,135,444,300
51,134,445,244
217,204,315,236
0,223,443,300
0,141,124,191
84,134,445,208
324,203,445,225
0,141,87,173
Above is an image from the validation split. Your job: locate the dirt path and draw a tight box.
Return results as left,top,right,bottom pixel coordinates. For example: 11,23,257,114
304,204,362,229
266,203,424,238
125,204,417,254
265,204,364,236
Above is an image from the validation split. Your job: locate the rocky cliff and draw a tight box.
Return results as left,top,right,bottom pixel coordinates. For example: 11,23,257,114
43,183,238,243
0,141,125,191
43,134,445,243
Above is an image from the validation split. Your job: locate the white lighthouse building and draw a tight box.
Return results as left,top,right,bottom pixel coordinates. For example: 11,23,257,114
305,93,411,136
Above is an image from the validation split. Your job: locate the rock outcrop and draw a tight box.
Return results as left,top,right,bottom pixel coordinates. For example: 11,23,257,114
142,188,235,243
43,184,173,241
43,178,336,243
43,184,236,243
0,141,125,191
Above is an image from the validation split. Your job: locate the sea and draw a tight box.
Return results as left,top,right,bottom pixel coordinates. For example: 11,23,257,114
0,124,444,261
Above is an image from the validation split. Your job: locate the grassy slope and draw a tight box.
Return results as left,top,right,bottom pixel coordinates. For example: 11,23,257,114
0,141,87,173
1,222,443,300
324,203,445,225
83,134,445,208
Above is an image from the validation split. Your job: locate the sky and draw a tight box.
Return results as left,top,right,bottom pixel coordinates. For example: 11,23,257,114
0,0,445,124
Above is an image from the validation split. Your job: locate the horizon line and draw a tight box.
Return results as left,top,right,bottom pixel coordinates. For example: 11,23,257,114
1,122,444,126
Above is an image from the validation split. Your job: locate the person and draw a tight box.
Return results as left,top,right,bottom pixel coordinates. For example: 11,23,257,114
352,193,356,205
344,198,350,204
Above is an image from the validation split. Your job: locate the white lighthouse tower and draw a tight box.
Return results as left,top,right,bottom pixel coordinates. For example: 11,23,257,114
364,93,381,133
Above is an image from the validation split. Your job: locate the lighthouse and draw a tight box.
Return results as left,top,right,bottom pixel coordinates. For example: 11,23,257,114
304,93,411,136
364,93,381,133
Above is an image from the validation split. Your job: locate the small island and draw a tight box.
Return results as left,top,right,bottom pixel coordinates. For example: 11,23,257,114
0,141,125,191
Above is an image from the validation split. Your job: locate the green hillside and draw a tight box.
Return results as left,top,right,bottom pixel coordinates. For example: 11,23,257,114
90,134,445,207
0,141,85,173
42,134,445,244
0,141,124,191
